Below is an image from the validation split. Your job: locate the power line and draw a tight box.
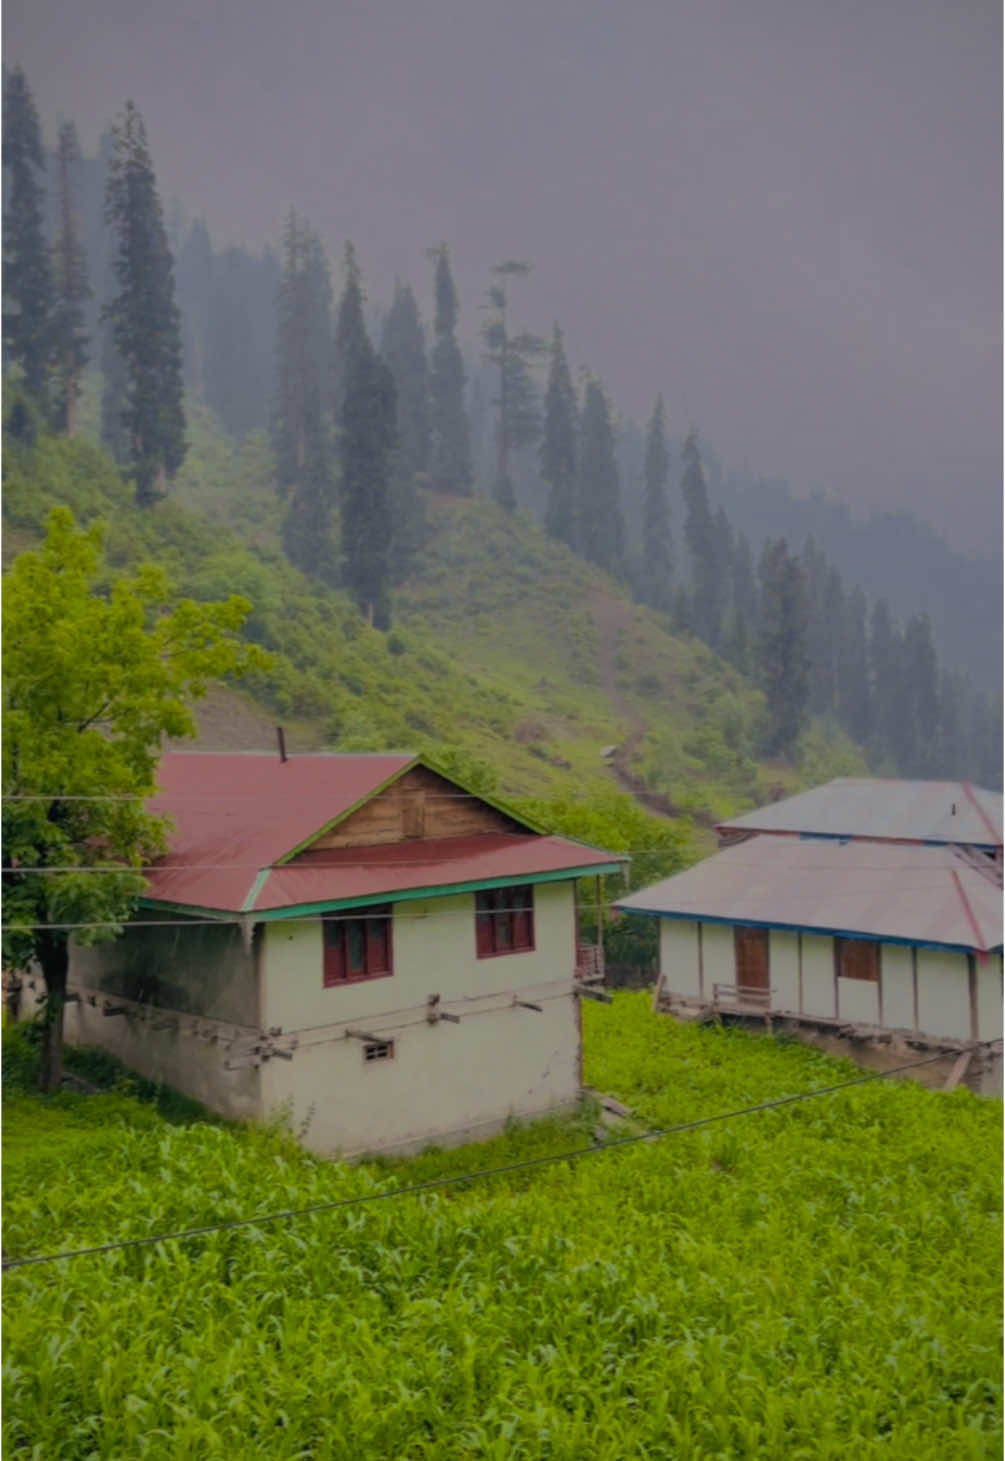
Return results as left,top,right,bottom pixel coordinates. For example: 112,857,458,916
1,1051,952,1274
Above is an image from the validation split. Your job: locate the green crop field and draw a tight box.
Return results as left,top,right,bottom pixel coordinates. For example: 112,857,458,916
3,994,1001,1459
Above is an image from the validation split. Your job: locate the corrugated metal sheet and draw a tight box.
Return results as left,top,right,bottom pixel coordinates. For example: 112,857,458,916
717,778,1002,848
252,835,622,912
615,836,1003,954
145,754,621,914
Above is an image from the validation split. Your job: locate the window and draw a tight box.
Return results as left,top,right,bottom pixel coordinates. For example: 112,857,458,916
323,906,393,986
476,885,535,958
734,925,770,989
835,938,879,982
363,1039,394,1063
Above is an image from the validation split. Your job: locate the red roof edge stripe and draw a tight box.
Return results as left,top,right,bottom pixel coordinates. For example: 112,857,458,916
950,868,990,961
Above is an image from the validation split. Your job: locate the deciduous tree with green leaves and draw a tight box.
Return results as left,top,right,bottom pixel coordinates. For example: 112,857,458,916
2,509,261,1092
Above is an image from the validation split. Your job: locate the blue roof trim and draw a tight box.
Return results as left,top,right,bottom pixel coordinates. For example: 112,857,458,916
612,904,1002,957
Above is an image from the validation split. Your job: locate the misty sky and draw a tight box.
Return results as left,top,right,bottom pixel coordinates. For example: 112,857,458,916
7,0,1002,556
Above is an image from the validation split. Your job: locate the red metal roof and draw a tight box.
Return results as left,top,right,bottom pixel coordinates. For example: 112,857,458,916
145,753,621,914
252,834,622,912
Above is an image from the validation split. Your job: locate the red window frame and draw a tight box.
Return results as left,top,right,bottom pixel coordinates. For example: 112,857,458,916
475,885,535,958
322,906,393,986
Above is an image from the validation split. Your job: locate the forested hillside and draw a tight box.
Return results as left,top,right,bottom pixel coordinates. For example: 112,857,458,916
3,65,1000,794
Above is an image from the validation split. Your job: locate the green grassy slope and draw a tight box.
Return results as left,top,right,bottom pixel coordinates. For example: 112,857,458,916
3,400,864,835
3,995,1001,1459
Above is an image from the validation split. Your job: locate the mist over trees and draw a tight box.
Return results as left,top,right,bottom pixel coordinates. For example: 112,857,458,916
3,65,1000,788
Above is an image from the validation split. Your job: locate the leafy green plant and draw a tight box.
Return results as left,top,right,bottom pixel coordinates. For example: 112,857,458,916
3,994,1000,1459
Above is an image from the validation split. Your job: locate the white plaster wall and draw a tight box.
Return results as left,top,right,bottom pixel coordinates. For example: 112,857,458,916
801,935,835,1019
700,923,736,1000
880,945,914,1033
768,930,800,1014
262,996,579,1157
659,921,701,999
977,956,1003,1043
262,884,577,1032
916,949,971,1042
63,998,261,1121
837,975,879,1027
259,883,581,1155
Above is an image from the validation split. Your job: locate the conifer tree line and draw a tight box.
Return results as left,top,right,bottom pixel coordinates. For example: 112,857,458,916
3,68,185,500
3,66,999,785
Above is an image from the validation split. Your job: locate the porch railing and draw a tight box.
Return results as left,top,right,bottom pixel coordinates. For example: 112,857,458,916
712,982,774,1011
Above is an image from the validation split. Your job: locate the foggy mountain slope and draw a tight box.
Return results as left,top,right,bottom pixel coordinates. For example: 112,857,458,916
3,423,865,826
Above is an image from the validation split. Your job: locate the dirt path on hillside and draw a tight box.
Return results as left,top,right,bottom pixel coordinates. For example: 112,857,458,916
588,589,688,822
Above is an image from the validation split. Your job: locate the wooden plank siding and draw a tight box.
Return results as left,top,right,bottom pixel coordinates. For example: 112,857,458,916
306,767,526,850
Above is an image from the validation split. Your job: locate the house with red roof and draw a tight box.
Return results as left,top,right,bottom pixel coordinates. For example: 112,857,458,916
60,752,624,1156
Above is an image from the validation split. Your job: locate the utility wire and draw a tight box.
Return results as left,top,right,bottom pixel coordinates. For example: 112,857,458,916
1,1051,952,1273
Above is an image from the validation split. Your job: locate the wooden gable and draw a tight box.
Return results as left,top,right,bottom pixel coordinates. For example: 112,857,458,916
304,765,528,851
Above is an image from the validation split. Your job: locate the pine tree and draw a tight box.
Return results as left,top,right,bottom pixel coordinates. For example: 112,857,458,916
578,376,624,574
333,240,366,426
756,537,809,759
680,429,722,647
49,121,91,436
837,585,872,746
3,67,53,403
176,217,214,398
641,395,672,610
272,212,335,576
540,323,578,550
102,101,186,505
868,597,901,769
723,531,758,672
341,318,397,629
380,281,429,582
480,261,544,512
428,243,472,495
901,613,940,776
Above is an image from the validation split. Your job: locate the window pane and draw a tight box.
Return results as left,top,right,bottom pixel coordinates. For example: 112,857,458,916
347,919,365,975
366,918,389,973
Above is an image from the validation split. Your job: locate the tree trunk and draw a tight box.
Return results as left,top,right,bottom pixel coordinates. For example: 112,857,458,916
36,933,70,1094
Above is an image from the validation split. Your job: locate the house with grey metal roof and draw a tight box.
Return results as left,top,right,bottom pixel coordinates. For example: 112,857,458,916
716,778,1002,853
615,780,1003,1072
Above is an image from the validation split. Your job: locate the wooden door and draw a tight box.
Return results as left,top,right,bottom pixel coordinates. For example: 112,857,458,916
734,926,770,990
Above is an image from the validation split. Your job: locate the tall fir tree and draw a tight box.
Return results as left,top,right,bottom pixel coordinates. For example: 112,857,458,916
49,121,91,436
272,212,335,577
868,597,901,769
540,323,578,550
341,313,397,629
578,376,624,574
102,101,186,505
680,428,723,647
901,613,940,776
756,537,809,759
641,395,672,610
723,530,758,673
3,67,53,404
332,240,366,426
380,280,429,582
428,243,472,495
480,261,544,512
176,216,214,399
837,585,872,746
